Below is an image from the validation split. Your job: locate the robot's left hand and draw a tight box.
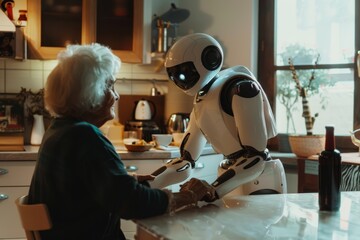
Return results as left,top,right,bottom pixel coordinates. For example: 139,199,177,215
149,158,193,189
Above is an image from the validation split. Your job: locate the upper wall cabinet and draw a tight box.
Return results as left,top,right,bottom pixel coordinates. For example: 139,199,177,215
27,0,151,63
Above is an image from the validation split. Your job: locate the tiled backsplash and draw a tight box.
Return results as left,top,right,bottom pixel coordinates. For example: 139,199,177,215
0,57,194,139
0,58,169,95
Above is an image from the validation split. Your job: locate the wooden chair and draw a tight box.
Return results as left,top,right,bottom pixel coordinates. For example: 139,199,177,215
15,195,52,240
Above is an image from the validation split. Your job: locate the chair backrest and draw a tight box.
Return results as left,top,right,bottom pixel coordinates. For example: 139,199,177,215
15,195,52,240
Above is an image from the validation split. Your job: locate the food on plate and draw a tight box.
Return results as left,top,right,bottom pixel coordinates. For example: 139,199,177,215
131,139,153,146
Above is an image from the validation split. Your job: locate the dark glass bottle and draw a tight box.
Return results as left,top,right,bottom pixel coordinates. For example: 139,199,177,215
318,125,342,211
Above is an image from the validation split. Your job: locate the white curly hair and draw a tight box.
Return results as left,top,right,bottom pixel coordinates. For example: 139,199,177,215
45,43,121,118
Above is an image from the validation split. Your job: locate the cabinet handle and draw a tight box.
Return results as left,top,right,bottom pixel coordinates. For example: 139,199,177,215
0,193,8,201
357,50,360,78
194,162,204,169
125,165,138,172
0,168,8,175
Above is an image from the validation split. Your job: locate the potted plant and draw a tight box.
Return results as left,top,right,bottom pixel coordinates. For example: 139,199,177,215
276,45,335,157
286,57,322,157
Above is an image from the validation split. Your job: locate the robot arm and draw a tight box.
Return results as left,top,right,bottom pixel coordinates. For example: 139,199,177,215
232,79,268,153
210,74,276,199
179,111,208,164
149,111,207,189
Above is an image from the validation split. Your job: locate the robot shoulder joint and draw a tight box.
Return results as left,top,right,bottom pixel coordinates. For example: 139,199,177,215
220,77,261,115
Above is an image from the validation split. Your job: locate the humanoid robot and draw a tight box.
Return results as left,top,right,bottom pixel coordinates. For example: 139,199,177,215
150,33,287,200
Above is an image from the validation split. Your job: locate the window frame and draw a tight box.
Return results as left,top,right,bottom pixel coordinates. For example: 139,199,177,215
257,0,360,151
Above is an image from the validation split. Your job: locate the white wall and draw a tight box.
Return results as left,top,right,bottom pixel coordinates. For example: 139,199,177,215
177,0,259,74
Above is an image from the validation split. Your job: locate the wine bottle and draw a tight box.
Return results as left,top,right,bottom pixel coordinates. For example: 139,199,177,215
318,125,342,211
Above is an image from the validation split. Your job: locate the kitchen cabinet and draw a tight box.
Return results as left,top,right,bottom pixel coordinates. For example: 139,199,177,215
27,0,151,63
0,161,35,240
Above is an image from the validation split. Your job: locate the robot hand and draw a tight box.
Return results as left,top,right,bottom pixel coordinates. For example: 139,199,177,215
149,158,193,189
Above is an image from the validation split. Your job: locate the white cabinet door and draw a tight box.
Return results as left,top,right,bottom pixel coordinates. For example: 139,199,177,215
121,219,137,240
0,187,28,239
0,161,35,239
0,161,35,186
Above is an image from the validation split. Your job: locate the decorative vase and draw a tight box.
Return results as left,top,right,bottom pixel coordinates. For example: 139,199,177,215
289,134,325,158
30,114,45,145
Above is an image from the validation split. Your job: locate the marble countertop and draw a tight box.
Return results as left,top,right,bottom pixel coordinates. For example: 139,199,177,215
0,144,217,161
135,191,360,239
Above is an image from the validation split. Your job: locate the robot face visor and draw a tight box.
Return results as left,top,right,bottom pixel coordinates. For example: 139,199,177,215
166,61,200,90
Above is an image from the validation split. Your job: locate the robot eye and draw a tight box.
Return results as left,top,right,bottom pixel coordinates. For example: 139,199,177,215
166,62,200,90
202,45,222,70
179,74,186,81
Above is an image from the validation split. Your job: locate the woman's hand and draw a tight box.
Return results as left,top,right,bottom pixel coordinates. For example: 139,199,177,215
180,178,217,202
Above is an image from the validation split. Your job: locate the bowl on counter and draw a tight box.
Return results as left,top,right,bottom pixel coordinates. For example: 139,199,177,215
124,143,154,152
152,134,173,148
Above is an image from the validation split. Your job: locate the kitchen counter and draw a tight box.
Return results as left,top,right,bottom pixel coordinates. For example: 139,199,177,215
0,144,217,161
0,146,298,171
135,191,360,239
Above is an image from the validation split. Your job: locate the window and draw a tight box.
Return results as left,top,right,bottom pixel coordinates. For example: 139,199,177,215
258,0,360,150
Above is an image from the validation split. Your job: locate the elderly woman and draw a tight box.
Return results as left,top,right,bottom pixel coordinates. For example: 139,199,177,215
28,43,214,240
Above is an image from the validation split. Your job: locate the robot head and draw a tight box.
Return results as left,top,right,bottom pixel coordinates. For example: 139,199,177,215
164,33,223,96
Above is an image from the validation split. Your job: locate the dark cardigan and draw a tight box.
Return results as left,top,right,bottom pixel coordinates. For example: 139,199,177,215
28,118,168,240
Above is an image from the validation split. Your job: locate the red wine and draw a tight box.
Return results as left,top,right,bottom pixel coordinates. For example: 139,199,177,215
318,125,342,211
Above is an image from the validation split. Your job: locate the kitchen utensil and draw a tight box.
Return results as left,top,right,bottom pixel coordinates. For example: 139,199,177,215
134,99,156,120
150,81,160,96
156,18,171,52
150,86,157,96
167,113,190,133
